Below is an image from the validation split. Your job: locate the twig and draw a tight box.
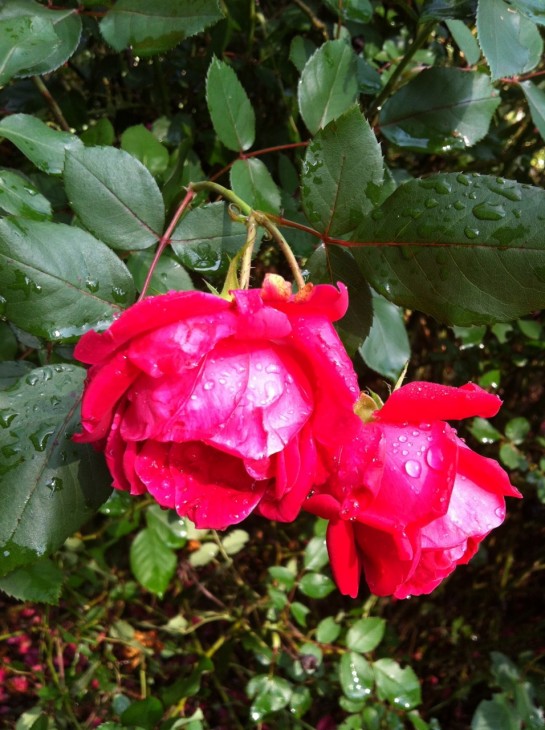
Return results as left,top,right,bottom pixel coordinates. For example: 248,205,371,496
33,76,71,132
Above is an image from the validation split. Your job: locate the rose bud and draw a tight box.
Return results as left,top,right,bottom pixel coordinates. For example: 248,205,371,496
74,274,361,529
306,382,521,598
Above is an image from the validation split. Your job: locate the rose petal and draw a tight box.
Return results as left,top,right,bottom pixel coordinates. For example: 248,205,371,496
375,382,502,423
75,291,231,365
326,520,361,598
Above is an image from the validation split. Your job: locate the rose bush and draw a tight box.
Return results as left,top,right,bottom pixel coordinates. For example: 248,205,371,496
74,274,362,529
305,382,522,599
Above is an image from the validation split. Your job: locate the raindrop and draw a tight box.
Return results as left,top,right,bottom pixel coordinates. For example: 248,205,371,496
464,226,479,239
404,460,422,478
203,381,214,391
426,447,444,470
472,202,506,221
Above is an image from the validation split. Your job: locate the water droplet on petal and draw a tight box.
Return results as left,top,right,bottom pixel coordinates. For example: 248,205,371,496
404,460,421,478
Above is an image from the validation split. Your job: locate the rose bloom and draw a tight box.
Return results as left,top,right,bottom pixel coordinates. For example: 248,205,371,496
305,382,521,599
74,274,362,529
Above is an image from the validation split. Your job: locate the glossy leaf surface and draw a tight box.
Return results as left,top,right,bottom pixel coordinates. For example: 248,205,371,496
352,173,545,325
0,365,112,577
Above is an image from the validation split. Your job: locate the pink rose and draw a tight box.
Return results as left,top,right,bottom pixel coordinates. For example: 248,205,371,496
74,275,360,529
305,382,521,599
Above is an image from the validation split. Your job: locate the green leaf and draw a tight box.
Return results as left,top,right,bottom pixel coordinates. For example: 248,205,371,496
0,170,52,220
289,35,317,73
421,0,477,20
306,244,373,356
468,417,503,444
505,416,531,444
100,0,223,56
359,291,410,381
298,572,336,599
352,172,545,325
471,697,520,730
290,601,310,627
120,697,164,730
517,317,542,339
301,106,383,236
0,0,81,78
323,0,373,23
346,618,386,653
206,57,255,152
0,16,59,85
316,617,341,644
188,542,219,567
64,146,165,251
0,361,34,390
247,675,293,722
303,536,329,571
121,124,170,177
222,528,250,555
446,19,481,65
0,217,135,341
130,527,177,597
379,69,500,153
477,0,543,80
81,118,116,147
0,114,81,175
520,81,545,143
298,39,359,135
146,505,187,549
0,365,112,577
0,324,17,361
230,158,281,214
373,658,422,710
0,557,63,603
127,251,194,295
339,652,374,700
170,202,248,275
499,442,525,470
508,0,545,25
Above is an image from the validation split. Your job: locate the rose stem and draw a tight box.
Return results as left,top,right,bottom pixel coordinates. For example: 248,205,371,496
138,187,196,301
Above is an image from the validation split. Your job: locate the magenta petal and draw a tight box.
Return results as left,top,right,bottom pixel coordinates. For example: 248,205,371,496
304,493,342,520
75,291,231,365
326,520,361,598
75,351,140,442
375,381,502,423
355,523,419,597
135,441,267,529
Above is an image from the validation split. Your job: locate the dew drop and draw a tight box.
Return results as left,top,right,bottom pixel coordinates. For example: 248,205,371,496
404,460,422,478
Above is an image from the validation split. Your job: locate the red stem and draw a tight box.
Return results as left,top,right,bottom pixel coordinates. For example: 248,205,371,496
210,141,309,183
137,188,195,301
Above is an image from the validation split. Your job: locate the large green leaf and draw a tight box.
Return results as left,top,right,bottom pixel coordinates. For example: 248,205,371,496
446,19,481,65
306,244,373,356
121,124,169,177
421,0,477,20
520,80,545,142
127,250,194,295
206,57,255,152
359,291,410,381
100,0,223,56
170,202,248,275
508,0,545,25
298,40,359,135
301,106,383,237
322,0,373,23
339,652,374,700
0,557,63,604
64,146,165,250
373,658,422,710
379,68,500,153
351,172,545,325
0,217,135,340
0,16,59,85
0,114,81,175
0,0,81,78
0,365,112,577
477,0,543,80
0,170,52,220
230,158,281,214
130,527,177,597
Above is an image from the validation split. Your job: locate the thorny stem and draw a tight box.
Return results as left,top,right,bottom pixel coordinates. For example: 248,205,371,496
367,20,437,122
33,76,71,132
138,188,195,301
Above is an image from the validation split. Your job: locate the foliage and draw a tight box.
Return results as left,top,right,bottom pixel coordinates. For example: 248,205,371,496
1,0,545,727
